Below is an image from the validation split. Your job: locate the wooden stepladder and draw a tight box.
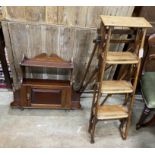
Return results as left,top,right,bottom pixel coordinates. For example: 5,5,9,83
83,16,152,143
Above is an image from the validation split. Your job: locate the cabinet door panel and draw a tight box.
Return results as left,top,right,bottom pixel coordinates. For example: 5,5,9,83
31,88,62,105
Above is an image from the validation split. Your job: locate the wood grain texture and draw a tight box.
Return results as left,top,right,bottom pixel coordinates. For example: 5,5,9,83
58,6,88,27
25,6,45,22
3,6,135,28
8,23,27,82
101,80,133,94
73,28,96,86
6,6,25,21
46,6,58,24
105,52,139,64
97,105,128,120
59,26,75,61
86,6,135,28
2,21,97,89
45,25,59,55
21,53,73,69
86,6,104,28
4,20,136,89
57,6,64,24
2,6,136,89
0,7,3,20
100,15,152,27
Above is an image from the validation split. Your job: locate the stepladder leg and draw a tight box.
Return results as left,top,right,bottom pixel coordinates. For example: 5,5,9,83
123,94,129,106
88,114,93,133
122,98,134,140
90,117,97,144
88,87,97,133
119,118,128,140
88,112,94,133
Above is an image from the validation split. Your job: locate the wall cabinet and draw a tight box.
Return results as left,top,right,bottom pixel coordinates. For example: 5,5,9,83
11,54,81,109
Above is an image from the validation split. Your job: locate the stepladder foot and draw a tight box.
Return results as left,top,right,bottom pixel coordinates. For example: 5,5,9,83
19,106,24,111
119,119,128,140
136,123,142,130
89,117,97,144
90,138,95,144
88,115,93,133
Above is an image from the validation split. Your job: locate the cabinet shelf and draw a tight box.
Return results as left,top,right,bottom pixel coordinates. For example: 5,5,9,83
21,53,73,69
22,78,71,86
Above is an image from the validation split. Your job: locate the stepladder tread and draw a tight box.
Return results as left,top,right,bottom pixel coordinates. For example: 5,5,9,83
97,104,128,120
104,51,139,64
100,15,152,28
100,80,134,94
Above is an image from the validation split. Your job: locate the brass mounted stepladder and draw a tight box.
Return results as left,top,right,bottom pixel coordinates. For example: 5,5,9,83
79,15,151,143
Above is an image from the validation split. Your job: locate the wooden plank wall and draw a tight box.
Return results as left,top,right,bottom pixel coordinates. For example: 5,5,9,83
1,6,135,89
0,7,2,20
4,6,134,28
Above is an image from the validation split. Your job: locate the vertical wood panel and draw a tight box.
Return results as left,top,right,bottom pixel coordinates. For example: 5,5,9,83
1,21,18,88
45,25,59,80
58,27,76,79
46,6,58,24
127,6,135,16
58,6,88,27
26,24,42,58
8,23,28,82
6,6,25,20
73,28,96,86
27,24,43,79
4,6,135,28
86,6,104,28
45,25,59,55
25,6,45,22
59,26,75,61
0,7,3,20
57,6,64,24
85,6,134,28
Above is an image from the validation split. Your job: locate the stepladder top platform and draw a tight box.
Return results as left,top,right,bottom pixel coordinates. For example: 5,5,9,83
100,15,152,28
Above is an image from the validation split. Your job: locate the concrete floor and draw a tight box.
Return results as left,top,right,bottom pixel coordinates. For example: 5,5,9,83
0,89,155,148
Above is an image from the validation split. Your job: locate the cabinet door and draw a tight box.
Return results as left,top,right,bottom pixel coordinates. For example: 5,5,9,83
27,86,66,108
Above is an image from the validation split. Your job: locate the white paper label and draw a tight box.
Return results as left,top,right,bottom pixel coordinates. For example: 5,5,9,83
139,48,144,58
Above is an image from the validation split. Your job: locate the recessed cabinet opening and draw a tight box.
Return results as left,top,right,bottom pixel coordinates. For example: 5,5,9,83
31,88,62,105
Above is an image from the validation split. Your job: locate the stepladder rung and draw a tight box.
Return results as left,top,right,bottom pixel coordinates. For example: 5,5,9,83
110,38,135,44
101,51,139,64
97,104,128,120
100,80,134,94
